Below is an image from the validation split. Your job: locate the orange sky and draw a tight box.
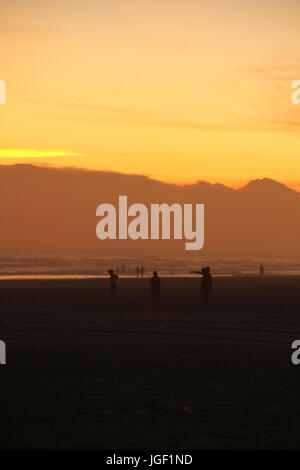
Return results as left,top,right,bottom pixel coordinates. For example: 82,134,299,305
1,0,300,188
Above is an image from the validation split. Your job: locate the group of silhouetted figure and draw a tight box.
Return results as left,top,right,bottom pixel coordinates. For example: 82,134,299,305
136,265,145,278
107,263,266,306
107,266,213,306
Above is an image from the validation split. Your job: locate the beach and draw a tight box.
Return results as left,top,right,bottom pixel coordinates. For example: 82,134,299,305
1,275,300,449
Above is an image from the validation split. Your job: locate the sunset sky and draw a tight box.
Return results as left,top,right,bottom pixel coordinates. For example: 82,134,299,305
1,0,300,189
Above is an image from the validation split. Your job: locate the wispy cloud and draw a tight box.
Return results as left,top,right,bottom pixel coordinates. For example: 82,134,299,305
229,61,300,132
241,63,299,79
0,149,84,158
23,65,300,136
25,98,299,134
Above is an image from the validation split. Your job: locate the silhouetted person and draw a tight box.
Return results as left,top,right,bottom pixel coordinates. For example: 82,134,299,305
191,267,212,304
200,266,212,304
140,265,145,278
115,266,120,275
108,269,118,298
259,264,264,276
136,265,140,278
149,270,161,305
121,265,125,274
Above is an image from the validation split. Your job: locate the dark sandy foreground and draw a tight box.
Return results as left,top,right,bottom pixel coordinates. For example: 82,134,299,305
1,275,300,449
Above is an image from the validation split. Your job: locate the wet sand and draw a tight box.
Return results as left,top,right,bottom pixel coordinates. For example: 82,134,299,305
1,275,300,449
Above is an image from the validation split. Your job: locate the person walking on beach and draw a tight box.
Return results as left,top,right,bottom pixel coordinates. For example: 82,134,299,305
200,266,212,304
149,270,161,305
191,266,212,304
259,264,264,276
108,269,119,298
136,265,140,278
140,265,145,278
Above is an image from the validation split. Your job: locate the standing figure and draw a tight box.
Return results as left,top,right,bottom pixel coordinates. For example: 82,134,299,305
140,265,145,278
136,265,140,278
259,264,264,276
149,270,161,305
200,266,212,304
108,269,119,298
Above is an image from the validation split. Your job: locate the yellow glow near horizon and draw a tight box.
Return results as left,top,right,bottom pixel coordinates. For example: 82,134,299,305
0,149,84,158
1,0,300,186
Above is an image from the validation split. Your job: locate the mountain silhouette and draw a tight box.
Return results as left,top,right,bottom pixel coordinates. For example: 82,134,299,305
1,164,300,256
